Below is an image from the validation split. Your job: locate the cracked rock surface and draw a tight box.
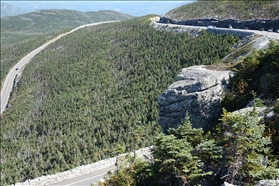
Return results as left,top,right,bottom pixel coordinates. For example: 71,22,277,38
158,65,234,132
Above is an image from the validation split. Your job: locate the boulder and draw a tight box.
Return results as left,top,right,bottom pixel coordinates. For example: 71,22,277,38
232,106,276,121
254,180,279,186
158,65,234,133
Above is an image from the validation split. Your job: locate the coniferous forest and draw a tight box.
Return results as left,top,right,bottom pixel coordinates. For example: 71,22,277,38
1,15,241,185
101,42,279,186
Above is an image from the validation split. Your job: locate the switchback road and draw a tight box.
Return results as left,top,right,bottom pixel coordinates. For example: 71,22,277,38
0,21,118,114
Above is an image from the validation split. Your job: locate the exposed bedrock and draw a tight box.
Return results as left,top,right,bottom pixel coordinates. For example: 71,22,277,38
158,65,235,133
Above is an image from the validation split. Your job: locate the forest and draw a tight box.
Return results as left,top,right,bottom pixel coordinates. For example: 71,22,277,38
100,42,279,186
1,9,133,84
0,15,241,185
166,1,279,20
1,9,133,46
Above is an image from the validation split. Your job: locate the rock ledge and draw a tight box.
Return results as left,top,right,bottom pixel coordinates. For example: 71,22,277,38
158,65,234,132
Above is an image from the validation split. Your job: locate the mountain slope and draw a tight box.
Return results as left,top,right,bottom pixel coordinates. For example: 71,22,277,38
0,2,27,17
1,9,134,46
164,1,279,20
0,16,240,185
1,9,134,85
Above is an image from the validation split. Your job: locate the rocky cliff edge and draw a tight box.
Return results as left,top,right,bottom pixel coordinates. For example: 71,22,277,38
158,65,235,132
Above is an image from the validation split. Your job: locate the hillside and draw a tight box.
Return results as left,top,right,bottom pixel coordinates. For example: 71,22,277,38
164,1,279,21
0,2,27,17
100,40,279,186
1,9,134,46
0,15,240,185
1,9,134,86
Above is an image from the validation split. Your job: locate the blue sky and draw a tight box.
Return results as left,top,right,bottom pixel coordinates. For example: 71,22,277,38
4,1,193,16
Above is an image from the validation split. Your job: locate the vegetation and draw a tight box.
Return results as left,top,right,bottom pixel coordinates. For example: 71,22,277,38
221,36,260,65
100,110,279,186
100,40,279,186
1,9,133,46
222,41,279,159
1,31,67,84
222,41,279,111
165,1,279,20
216,109,279,185
1,9,133,84
0,15,239,185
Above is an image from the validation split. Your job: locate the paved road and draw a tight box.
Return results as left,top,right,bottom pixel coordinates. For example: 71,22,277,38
226,27,279,40
47,24,278,186
154,22,279,40
0,21,118,114
50,166,116,186
2,21,276,114
2,20,277,185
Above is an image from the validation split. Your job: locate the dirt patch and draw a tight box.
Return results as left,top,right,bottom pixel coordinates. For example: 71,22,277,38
203,64,231,71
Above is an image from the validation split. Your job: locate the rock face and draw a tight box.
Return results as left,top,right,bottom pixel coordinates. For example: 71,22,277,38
254,180,279,186
159,17,279,31
158,65,234,133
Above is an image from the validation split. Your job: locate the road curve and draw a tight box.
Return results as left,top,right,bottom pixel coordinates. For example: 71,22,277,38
49,166,116,186
154,22,279,40
0,21,119,114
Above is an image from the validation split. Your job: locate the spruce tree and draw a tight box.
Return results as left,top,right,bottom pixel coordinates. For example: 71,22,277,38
217,109,279,185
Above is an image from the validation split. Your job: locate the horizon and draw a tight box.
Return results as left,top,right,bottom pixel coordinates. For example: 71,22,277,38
2,1,193,17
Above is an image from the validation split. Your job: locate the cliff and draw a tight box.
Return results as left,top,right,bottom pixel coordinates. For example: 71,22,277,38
158,65,234,132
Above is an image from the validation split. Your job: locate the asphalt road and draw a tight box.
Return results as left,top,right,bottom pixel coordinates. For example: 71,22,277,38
1,21,277,114
0,21,118,114
0,43,48,114
154,22,279,40
1,20,278,185
50,166,116,186
227,27,279,39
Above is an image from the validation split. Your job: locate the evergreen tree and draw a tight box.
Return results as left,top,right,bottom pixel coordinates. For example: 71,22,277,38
217,109,279,185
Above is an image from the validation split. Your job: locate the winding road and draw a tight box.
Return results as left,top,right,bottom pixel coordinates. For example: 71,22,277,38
49,166,116,186
1,20,278,185
1,21,277,114
0,21,118,114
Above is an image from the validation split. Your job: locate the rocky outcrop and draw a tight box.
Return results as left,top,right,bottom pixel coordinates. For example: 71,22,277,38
160,17,279,31
158,65,234,133
221,180,279,186
232,106,275,120
254,180,279,186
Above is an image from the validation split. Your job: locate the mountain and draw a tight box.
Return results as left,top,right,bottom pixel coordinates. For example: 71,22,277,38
1,9,134,84
164,1,279,20
0,2,27,17
2,1,278,185
1,9,134,46
3,1,191,17
0,15,240,185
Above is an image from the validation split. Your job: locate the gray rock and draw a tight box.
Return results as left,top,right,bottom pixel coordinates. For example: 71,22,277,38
254,180,279,186
221,182,237,186
158,65,234,132
232,106,276,122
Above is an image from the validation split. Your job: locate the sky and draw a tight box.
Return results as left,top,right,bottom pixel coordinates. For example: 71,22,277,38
3,1,193,16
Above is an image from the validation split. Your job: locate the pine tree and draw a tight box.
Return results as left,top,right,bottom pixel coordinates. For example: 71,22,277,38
152,117,222,185
217,108,279,185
